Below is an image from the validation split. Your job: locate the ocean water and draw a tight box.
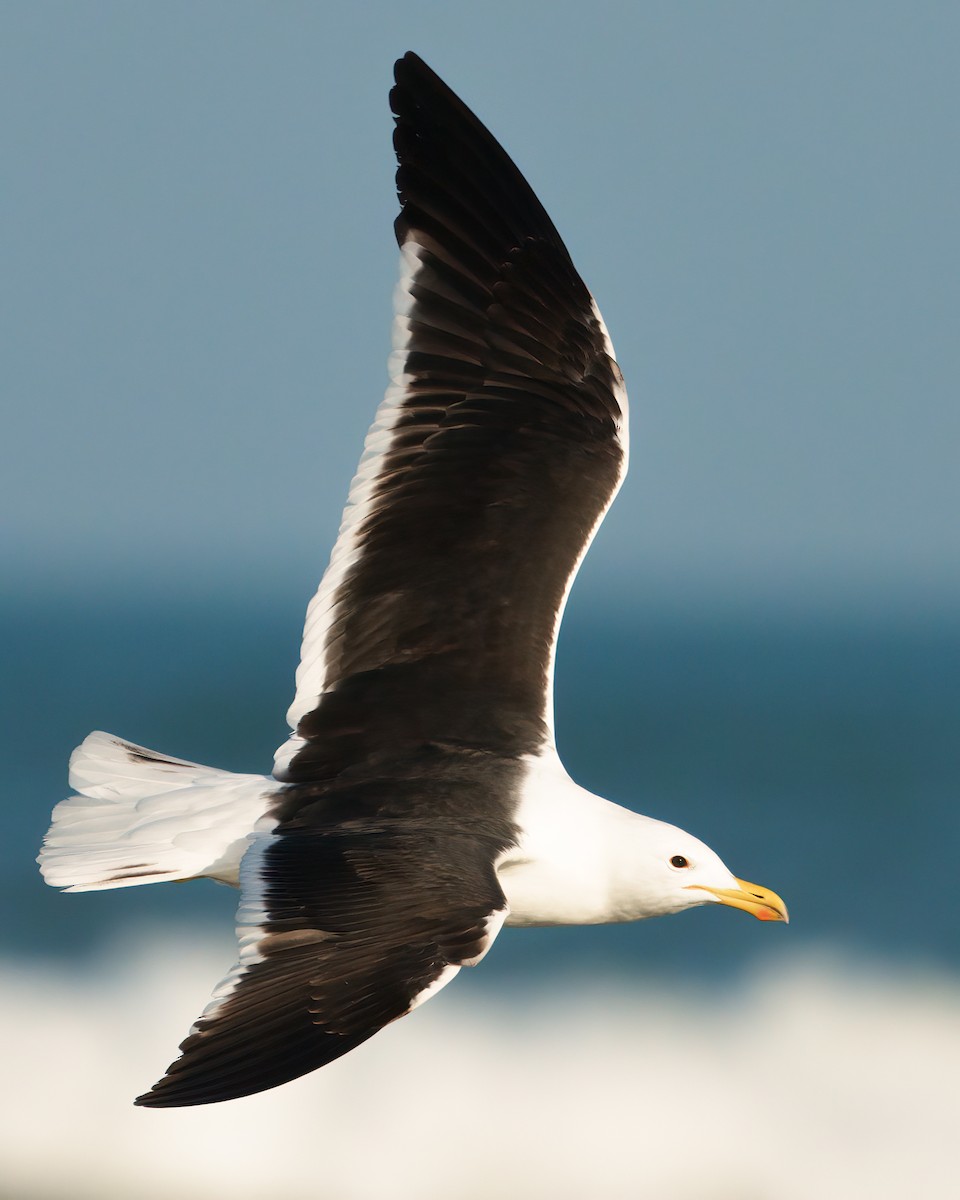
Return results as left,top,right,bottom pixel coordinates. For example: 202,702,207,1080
7,592,958,979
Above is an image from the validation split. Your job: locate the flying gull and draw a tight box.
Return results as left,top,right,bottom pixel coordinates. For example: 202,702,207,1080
39,52,788,1108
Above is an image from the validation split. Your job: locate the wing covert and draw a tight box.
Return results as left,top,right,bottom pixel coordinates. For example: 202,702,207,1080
136,824,507,1107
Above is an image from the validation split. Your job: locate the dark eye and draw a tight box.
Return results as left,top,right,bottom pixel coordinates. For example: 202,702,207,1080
670,855,690,869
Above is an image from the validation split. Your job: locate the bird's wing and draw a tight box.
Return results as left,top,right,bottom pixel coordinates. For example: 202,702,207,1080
135,818,507,1107
275,52,628,781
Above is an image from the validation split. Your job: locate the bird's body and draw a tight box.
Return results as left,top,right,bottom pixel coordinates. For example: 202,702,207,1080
39,53,786,1108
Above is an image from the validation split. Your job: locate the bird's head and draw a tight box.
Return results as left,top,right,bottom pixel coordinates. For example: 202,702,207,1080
633,819,789,923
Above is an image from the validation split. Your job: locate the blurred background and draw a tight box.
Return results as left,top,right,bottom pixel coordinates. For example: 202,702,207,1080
3,3,958,1197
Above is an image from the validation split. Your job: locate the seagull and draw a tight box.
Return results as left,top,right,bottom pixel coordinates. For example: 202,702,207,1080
38,52,787,1108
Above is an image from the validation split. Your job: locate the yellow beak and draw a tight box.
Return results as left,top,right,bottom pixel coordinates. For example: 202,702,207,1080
689,877,789,923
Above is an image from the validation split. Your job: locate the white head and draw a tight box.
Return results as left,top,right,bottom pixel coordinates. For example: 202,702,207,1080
614,814,789,924
499,772,788,928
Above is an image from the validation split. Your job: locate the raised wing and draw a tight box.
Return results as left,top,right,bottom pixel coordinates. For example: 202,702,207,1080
138,53,627,1109
275,52,628,781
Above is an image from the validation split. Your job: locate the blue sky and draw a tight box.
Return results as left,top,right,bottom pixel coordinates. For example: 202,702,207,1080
4,1,958,615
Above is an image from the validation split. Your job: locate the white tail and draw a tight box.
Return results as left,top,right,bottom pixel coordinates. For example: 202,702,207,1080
38,732,275,892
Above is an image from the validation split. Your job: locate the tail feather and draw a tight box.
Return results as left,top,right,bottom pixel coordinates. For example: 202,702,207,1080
39,733,275,892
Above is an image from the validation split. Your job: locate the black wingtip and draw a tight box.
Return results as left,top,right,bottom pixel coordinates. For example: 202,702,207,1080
390,51,456,122
133,1076,243,1109
134,1072,184,1108
388,49,569,266
133,1085,162,1108
394,50,431,81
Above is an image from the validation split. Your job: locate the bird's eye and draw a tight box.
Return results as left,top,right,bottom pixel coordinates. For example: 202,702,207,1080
670,855,690,869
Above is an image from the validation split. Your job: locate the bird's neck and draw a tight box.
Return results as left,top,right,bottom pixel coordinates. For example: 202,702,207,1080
498,753,667,927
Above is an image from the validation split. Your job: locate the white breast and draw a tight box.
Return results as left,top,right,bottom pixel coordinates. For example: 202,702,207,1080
497,753,661,927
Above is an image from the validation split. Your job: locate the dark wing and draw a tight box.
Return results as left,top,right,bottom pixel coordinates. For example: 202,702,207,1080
275,51,628,781
135,822,507,1107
